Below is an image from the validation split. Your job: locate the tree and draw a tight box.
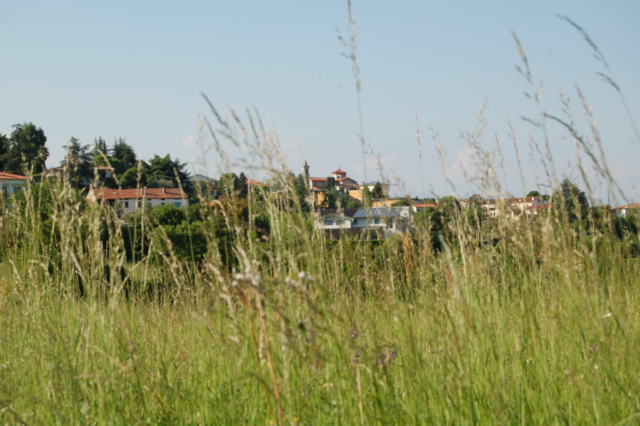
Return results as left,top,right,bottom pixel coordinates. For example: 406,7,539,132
526,190,541,197
92,137,109,162
111,137,137,173
219,173,240,198
292,173,310,212
61,137,93,188
238,172,249,199
371,182,384,199
391,197,412,207
0,133,8,170
1,123,49,174
552,179,589,225
468,194,485,208
120,163,148,189
438,196,460,215
147,154,192,197
148,204,186,226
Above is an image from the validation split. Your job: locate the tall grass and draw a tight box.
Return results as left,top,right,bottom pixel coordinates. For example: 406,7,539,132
1,14,640,426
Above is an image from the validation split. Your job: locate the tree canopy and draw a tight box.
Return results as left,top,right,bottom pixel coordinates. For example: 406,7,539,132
61,137,93,188
552,179,589,224
0,123,49,175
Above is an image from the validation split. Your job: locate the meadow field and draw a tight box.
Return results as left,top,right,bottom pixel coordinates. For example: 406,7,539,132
1,13,640,426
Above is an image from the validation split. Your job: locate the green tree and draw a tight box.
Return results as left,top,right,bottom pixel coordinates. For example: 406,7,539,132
219,173,240,198
111,137,137,173
1,123,49,174
438,196,460,215
526,190,541,197
391,197,412,207
0,133,8,170
371,182,384,199
552,179,589,225
120,164,148,189
92,137,109,163
147,154,192,197
468,194,484,208
149,204,186,226
61,137,93,188
238,172,249,199
293,173,310,213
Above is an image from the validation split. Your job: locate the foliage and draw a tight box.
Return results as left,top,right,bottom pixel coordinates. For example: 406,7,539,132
292,173,310,212
371,181,384,199
391,197,412,207
61,137,94,188
148,204,186,226
111,137,138,173
120,164,148,189
146,154,192,197
552,179,590,225
0,122,49,175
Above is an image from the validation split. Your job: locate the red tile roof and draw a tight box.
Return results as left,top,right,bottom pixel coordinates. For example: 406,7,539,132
414,203,437,208
332,169,347,174
246,178,269,187
613,203,640,210
90,188,187,201
0,172,28,180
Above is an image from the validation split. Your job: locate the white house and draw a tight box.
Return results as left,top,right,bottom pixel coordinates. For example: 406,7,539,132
0,172,28,195
352,207,412,233
315,208,359,230
87,187,188,216
482,196,549,218
612,203,640,218
316,206,413,238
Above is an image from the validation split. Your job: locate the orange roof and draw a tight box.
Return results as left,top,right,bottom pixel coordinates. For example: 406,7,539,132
0,172,28,180
90,188,187,201
332,169,347,174
414,203,437,208
246,178,269,187
613,203,640,210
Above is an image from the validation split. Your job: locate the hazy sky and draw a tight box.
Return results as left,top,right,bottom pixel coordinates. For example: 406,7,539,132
2,0,639,203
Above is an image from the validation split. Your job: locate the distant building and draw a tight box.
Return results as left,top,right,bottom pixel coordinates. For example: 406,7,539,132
412,203,437,212
482,196,550,218
0,172,28,195
87,187,188,216
188,174,220,198
612,203,640,218
315,206,412,238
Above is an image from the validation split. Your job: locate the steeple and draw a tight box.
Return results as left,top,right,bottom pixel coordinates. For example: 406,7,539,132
303,160,310,178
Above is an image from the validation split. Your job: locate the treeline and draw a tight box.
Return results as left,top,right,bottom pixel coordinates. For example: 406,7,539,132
0,122,194,197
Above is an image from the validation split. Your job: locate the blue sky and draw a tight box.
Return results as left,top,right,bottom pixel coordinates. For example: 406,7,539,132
2,0,639,203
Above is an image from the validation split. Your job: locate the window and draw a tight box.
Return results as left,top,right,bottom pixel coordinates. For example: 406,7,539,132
174,202,181,208
336,219,344,225
124,201,129,208
324,219,334,225
374,218,380,224
137,201,142,208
